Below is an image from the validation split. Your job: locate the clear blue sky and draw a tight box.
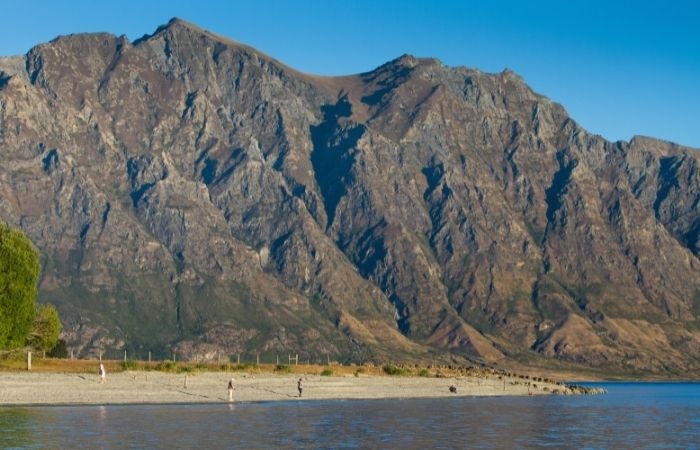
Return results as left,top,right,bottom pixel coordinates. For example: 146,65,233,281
1,1,698,148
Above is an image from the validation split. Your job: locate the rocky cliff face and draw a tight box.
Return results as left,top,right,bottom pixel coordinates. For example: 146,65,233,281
1,19,698,375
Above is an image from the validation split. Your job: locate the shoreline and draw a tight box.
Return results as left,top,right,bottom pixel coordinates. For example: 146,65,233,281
0,371,585,407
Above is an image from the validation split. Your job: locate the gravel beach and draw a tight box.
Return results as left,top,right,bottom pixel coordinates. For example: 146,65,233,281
0,371,565,406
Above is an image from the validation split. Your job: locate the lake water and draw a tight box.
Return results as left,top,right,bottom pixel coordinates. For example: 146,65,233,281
1,382,698,449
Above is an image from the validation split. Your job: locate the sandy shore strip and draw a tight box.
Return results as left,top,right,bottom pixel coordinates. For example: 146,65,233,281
0,371,578,406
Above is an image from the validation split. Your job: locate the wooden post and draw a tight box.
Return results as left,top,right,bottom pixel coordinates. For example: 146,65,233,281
173,352,176,362
124,350,127,361
43,351,46,359
256,353,260,365
276,354,279,365
27,351,32,371
148,351,151,363
237,354,240,365
70,349,74,360
184,375,188,389
99,350,102,362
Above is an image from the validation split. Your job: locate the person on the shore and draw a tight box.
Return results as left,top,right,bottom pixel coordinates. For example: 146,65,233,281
227,378,235,402
297,377,303,397
98,363,106,384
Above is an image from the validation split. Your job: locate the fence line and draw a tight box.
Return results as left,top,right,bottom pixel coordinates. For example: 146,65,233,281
60,347,342,366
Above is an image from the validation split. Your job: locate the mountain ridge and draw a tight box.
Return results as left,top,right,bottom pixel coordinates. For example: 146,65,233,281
0,19,698,376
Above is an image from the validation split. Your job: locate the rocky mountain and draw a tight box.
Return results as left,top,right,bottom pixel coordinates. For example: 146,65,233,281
1,19,698,375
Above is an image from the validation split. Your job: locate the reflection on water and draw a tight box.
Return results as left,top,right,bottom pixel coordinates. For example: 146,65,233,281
98,405,107,424
0,383,698,449
0,408,36,448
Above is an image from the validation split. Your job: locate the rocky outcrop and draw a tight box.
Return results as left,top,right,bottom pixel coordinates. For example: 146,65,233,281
1,19,698,375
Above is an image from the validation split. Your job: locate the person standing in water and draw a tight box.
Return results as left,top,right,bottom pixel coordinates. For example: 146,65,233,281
227,378,236,402
98,363,106,384
297,377,303,397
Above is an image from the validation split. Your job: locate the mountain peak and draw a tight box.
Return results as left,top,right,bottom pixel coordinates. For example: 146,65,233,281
391,54,420,67
387,53,442,69
164,17,203,32
133,17,214,46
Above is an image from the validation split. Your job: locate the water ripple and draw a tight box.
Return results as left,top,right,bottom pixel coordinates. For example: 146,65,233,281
0,383,698,449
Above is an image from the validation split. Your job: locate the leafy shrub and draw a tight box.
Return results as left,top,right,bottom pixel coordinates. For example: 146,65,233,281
234,363,258,372
119,359,139,370
320,368,333,376
156,360,177,372
275,364,291,373
418,369,431,377
382,364,407,376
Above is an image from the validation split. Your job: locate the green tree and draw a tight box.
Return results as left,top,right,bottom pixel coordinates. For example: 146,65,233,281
0,222,40,350
27,303,61,352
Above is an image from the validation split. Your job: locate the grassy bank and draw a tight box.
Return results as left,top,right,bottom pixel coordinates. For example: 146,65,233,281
0,356,576,388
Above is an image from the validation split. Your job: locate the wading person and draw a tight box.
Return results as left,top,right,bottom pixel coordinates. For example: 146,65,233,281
297,377,304,397
228,378,236,402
